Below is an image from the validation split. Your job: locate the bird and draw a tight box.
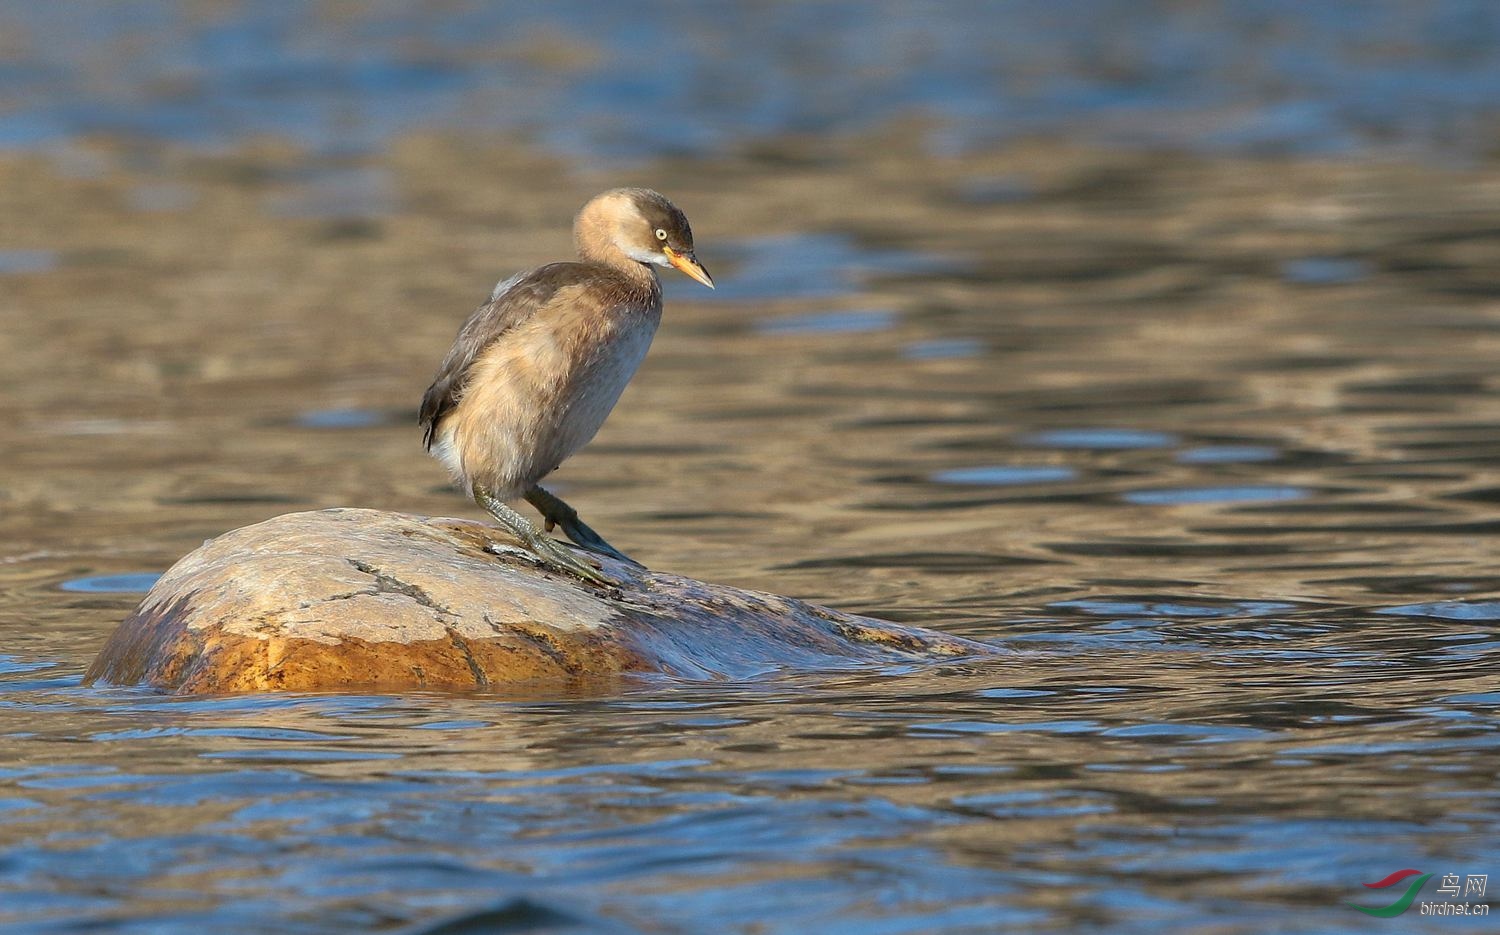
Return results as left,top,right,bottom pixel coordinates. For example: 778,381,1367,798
419,188,714,585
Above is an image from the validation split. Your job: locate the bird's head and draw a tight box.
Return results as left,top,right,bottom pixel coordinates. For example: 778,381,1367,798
575,188,714,288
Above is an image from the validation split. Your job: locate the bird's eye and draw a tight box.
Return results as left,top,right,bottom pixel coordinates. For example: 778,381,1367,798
655,228,668,241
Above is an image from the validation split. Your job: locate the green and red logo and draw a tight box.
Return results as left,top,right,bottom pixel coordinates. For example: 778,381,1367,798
1347,869,1432,917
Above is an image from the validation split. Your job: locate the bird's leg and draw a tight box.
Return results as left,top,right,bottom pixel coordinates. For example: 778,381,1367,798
525,485,642,567
472,485,614,586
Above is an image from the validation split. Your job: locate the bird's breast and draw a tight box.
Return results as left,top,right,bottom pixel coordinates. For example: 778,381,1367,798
553,307,659,452
440,286,660,493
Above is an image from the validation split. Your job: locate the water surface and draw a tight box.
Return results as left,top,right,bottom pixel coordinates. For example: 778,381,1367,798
1,4,1499,932
4,1,1500,161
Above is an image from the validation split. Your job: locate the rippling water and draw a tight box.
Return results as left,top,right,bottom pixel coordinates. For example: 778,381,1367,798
3,3,1500,933
6,1,1500,161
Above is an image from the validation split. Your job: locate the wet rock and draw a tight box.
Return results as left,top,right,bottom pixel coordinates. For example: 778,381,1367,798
84,509,996,694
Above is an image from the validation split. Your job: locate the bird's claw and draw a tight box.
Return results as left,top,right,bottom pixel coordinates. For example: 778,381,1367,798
533,535,616,587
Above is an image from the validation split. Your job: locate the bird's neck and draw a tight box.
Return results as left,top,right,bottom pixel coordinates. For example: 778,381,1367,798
580,244,659,291
574,215,659,292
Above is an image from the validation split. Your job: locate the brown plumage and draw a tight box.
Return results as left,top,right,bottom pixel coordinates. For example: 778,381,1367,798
418,262,655,457
418,188,713,583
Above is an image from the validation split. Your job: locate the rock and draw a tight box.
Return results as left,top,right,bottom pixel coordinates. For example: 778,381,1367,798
84,509,997,694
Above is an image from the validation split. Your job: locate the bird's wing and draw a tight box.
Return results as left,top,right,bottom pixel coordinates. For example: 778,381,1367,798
419,262,584,449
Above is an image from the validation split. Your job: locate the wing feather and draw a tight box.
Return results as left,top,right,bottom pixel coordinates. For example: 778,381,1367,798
419,263,583,449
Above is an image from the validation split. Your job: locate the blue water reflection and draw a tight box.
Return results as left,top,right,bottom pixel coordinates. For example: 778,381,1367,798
5,2,1500,160
0,250,57,274
902,338,986,360
754,309,896,337
1282,257,1373,285
1176,445,1280,464
1377,600,1500,620
932,465,1078,486
296,408,390,429
1121,485,1309,506
1019,428,1178,450
696,233,951,302
59,574,161,594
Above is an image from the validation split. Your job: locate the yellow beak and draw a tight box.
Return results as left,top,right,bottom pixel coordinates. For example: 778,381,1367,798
665,246,715,289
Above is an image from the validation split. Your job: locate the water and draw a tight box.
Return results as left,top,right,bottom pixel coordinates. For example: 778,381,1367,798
2,3,1500,933
6,1,1500,162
